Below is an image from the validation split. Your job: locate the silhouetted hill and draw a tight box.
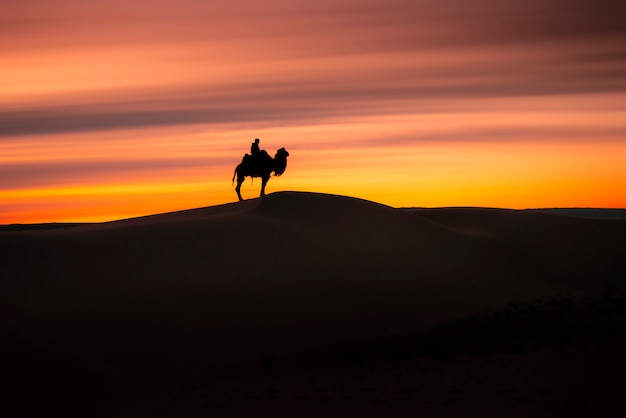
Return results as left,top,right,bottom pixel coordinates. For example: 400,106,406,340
2,192,625,417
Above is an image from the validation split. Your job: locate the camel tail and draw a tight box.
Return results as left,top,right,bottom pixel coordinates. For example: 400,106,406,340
232,165,238,185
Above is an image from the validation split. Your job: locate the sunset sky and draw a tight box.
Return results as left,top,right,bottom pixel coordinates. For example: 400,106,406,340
2,0,625,223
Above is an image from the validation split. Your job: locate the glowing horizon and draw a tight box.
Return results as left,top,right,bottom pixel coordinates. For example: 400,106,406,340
2,0,626,224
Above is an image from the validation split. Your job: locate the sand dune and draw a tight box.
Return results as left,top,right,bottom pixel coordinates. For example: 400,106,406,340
2,192,625,416
410,207,626,289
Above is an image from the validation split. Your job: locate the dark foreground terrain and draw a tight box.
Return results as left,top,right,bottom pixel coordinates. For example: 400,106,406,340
2,192,625,417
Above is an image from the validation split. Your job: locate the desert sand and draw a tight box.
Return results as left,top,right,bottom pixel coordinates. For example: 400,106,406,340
2,191,625,417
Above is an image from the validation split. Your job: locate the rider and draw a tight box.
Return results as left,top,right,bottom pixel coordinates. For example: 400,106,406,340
251,138,261,158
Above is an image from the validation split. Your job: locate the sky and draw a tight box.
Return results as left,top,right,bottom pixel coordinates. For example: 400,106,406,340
2,0,626,223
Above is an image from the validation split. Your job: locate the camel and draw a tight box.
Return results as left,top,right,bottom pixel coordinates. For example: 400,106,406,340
232,148,289,201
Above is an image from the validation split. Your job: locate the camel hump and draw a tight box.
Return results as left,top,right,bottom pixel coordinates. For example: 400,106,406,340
254,150,271,165
243,150,269,161
240,150,271,173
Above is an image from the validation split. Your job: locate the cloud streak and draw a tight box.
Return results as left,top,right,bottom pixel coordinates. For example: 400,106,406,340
3,42,625,138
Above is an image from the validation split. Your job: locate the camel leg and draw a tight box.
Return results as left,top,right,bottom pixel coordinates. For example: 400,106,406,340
260,175,270,197
235,177,245,201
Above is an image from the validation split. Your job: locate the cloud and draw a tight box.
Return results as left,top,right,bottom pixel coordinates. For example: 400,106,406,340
0,156,228,189
4,1,625,54
3,45,625,139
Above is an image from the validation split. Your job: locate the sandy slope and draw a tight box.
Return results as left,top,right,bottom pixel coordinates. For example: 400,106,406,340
409,207,626,289
2,192,625,416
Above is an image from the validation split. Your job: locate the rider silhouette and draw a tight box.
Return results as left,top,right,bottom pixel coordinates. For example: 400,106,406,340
251,138,261,157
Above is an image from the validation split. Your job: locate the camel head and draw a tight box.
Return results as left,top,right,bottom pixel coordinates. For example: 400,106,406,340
274,148,289,176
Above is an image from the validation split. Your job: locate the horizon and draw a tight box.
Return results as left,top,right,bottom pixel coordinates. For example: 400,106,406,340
2,0,626,224
2,190,626,227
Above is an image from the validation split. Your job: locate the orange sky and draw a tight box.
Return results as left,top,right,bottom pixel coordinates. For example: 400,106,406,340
2,0,626,224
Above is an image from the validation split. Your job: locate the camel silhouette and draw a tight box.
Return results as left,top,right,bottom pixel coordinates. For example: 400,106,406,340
232,148,289,201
